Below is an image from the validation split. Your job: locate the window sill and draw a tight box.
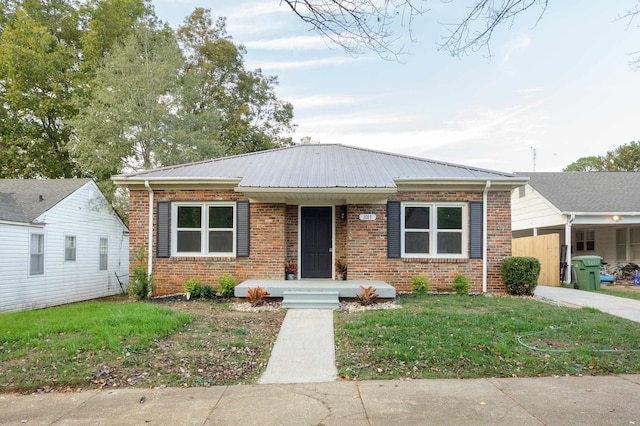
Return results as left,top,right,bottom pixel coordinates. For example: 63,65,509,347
402,257,468,263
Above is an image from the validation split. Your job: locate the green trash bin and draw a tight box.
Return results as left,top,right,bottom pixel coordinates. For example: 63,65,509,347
571,255,602,291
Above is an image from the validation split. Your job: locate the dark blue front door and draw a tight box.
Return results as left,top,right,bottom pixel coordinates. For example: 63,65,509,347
301,207,332,278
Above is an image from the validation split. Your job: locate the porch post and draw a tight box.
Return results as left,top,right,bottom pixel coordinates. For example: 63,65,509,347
564,214,574,284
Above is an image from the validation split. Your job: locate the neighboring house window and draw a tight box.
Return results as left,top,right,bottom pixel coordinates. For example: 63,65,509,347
30,233,45,275
575,230,595,251
99,238,108,270
401,203,466,258
172,203,235,256
65,236,76,261
616,229,627,261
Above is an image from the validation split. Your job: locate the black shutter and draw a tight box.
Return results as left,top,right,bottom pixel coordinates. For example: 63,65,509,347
469,201,483,259
156,201,171,258
387,200,401,258
236,199,250,257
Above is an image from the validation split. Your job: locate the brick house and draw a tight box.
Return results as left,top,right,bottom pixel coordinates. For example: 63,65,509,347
113,144,527,295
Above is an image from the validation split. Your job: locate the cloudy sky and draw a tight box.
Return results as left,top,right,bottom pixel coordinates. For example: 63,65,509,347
152,1,640,174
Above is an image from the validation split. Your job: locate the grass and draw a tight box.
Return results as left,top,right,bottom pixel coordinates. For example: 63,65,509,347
0,299,192,391
334,295,640,380
597,287,640,301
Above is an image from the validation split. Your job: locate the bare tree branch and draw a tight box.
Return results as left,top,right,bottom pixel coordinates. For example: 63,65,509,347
615,0,640,70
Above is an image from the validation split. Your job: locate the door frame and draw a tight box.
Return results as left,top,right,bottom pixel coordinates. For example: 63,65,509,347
297,205,335,279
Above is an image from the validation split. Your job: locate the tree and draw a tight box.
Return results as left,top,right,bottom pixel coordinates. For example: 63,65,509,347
71,20,223,183
602,141,640,171
0,0,83,178
177,9,295,155
563,156,604,172
282,0,549,59
563,142,640,172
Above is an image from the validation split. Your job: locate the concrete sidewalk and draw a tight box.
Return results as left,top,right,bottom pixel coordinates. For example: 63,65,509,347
2,375,639,425
535,285,640,323
259,309,338,384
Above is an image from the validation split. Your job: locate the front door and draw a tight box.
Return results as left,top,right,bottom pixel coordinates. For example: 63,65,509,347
300,206,333,278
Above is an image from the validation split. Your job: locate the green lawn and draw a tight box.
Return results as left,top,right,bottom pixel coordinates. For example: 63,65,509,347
0,300,192,390
597,287,640,301
334,295,640,380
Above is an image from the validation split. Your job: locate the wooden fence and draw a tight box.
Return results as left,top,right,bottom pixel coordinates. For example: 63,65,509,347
512,234,560,287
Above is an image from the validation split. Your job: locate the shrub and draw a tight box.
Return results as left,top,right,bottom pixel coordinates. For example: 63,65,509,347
501,257,541,296
200,285,217,299
453,274,470,295
246,286,271,307
130,246,153,301
217,274,237,298
411,275,430,295
184,278,202,299
355,286,379,306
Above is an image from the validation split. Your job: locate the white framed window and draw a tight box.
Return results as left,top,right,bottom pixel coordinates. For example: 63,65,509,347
171,203,235,256
576,230,595,252
401,203,467,258
99,238,108,270
65,235,76,261
30,233,45,275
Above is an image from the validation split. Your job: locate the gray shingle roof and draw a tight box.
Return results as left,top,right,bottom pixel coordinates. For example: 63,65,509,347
517,172,640,213
114,144,520,188
0,179,92,223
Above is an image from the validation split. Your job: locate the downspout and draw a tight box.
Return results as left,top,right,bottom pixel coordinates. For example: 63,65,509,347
483,180,491,293
145,180,154,278
564,214,575,284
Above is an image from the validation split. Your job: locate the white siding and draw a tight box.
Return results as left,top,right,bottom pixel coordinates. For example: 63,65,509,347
511,184,566,231
0,181,129,312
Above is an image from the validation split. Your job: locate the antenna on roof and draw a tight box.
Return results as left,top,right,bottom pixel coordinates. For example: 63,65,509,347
531,147,537,172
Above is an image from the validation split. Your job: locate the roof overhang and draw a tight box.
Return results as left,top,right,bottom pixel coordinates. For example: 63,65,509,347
395,177,528,191
236,187,397,204
564,211,640,226
111,176,242,190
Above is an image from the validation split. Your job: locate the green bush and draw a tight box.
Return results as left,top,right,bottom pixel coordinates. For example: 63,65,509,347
200,285,217,299
411,275,430,295
184,278,202,299
453,274,470,295
217,274,237,298
501,257,541,296
130,246,153,301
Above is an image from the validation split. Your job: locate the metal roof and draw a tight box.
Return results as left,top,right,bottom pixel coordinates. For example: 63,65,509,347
517,172,640,213
0,179,92,223
114,144,521,188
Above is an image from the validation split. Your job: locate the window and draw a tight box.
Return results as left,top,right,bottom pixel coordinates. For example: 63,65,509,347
99,238,108,270
30,233,44,275
616,229,627,261
172,203,235,256
401,203,466,258
631,228,640,260
575,230,595,251
65,236,76,261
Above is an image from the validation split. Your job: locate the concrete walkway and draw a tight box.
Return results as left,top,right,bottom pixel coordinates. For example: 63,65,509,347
2,375,639,425
259,309,338,384
534,285,640,323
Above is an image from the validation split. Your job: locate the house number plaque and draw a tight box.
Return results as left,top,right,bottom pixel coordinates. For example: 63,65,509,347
359,214,376,221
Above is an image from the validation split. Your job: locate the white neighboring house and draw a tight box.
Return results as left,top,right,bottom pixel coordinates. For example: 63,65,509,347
0,179,129,312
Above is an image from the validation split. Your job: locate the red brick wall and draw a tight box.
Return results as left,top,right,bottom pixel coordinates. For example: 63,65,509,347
129,189,286,296
345,191,511,293
129,189,512,295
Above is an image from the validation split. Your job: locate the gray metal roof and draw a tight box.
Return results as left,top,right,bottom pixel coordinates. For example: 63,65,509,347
0,179,92,223
114,144,520,188
517,172,640,213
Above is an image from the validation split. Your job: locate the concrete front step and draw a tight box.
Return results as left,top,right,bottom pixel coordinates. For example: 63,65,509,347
281,290,341,309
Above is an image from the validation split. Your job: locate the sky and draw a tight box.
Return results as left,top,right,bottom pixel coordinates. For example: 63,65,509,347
151,1,640,174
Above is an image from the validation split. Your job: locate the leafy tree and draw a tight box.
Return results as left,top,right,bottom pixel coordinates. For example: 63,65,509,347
602,141,640,171
563,156,604,172
0,0,83,178
563,142,640,172
71,20,223,182
177,9,295,155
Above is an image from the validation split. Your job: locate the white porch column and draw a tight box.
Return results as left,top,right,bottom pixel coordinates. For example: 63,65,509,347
564,215,574,284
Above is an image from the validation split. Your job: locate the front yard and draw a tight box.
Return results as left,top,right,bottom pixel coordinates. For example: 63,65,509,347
1,293,639,393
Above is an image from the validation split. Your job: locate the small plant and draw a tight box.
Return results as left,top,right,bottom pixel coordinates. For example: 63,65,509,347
336,259,347,275
453,274,471,295
284,260,298,275
411,275,430,295
217,274,237,298
355,285,379,306
130,246,153,301
184,278,202,300
200,285,217,299
501,256,541,296
246,286,271,307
